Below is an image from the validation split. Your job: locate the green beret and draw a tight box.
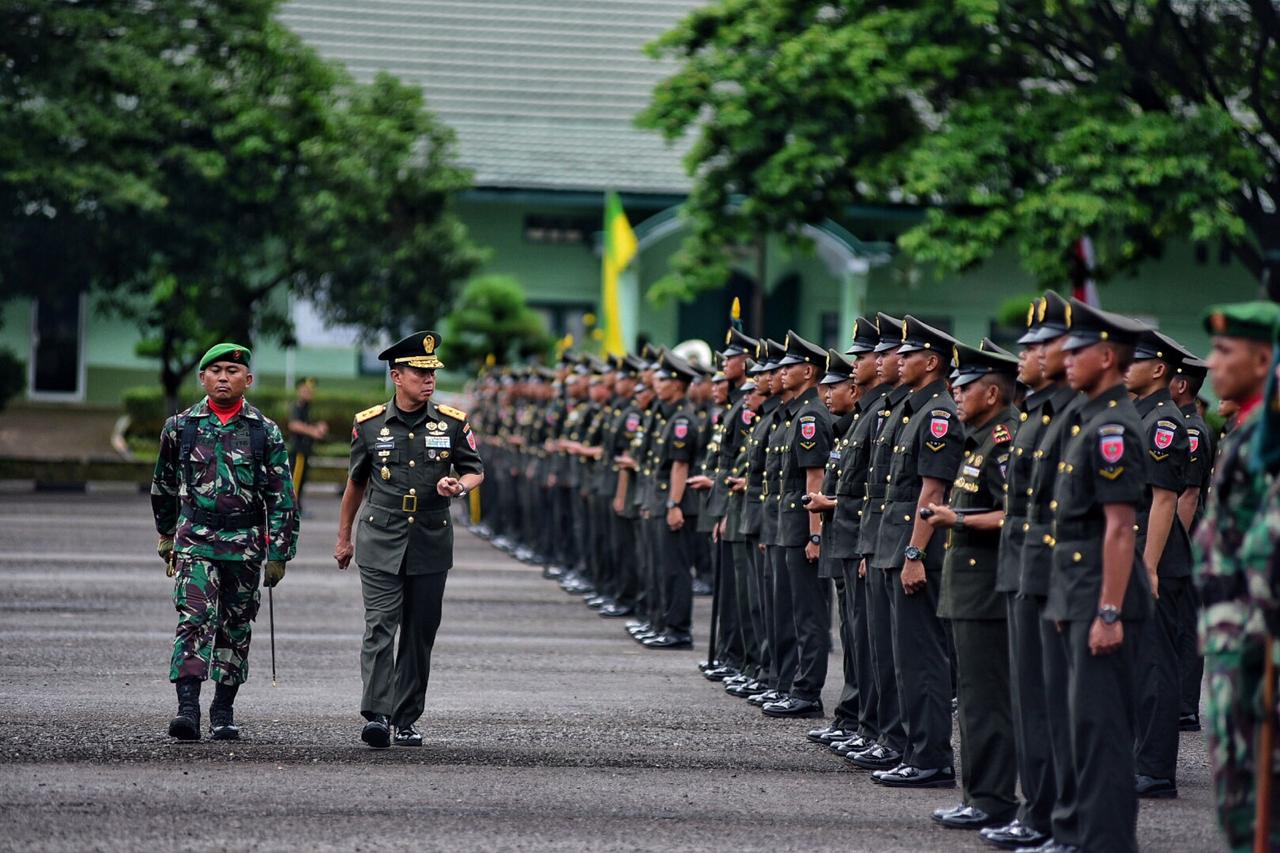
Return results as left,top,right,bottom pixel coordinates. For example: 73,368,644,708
199,342,252,370
1202,301,1280,342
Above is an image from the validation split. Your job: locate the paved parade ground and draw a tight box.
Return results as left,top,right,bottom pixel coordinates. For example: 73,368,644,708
0,490,1222,852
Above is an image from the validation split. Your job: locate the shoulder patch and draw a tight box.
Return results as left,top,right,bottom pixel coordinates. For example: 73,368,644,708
355,404,386,424
992,423,1013,445
930,409,953,418
437,404,467,421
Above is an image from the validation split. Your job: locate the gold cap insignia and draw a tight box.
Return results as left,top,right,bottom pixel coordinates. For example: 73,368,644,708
423,335,436,354
1037,298,1047,323
725,330,733,345
1064,303,1072,329
1026,303,1035,327
901,319,908,340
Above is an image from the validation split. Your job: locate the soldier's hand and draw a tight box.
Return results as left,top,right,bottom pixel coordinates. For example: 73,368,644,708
157,536,175,563
437,477,464,497
1089,617,1123,656
264,560,287,588
804,540,821,563
901,559,926,595
667,506,684,531
612,496,625,515
687,475,713,491
335,538,354,571
1148,570,1160,600
923,503,954,529
858,558,867,579
804,493,835,512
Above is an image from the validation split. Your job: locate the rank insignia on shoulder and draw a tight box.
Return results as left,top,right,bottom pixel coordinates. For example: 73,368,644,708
1099,466,1125,480
1153,420,1177,450
925,440,946,453
992,423,1013,444
437,404,467,421
355,404,386,424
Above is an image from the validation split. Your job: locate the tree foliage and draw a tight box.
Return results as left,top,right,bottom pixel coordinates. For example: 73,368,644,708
1,0,483,411
443,276,554,370
640,0,1280,298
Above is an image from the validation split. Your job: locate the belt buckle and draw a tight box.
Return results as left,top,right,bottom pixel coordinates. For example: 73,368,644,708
402,494,418,513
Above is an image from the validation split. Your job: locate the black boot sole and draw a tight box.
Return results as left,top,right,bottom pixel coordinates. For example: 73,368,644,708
168,716,200,741
210,726,240,741
361,725,391,749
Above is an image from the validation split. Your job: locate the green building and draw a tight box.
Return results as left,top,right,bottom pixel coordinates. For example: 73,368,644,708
1,0,1261,405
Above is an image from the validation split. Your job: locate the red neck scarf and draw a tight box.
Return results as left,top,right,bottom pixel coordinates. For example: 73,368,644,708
207,397,245,425
1236,390,1264,427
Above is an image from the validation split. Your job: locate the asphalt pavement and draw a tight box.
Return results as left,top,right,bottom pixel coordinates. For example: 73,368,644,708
0,490,1221,851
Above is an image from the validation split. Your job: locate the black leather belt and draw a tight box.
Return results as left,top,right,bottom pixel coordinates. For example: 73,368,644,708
184,504,262,530
368,495,450,517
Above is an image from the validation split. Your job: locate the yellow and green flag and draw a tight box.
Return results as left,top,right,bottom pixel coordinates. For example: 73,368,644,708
601,191,637,356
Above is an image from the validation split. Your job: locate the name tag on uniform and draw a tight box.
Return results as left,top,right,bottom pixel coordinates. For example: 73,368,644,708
374,439,395,451
962,464,980,478
425,435,451,449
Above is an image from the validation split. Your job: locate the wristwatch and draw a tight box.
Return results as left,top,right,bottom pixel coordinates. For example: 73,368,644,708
904,545,926,562
809,534,822,545
952,514,966,531
1097,605,1122,625
666,499,678,509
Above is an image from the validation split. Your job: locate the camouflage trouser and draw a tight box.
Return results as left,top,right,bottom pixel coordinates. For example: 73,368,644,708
170,556,261,685
1205,642,1280,852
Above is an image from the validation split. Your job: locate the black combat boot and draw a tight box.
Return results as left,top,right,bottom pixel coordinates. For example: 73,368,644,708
168,677,201,741
209,682,240,741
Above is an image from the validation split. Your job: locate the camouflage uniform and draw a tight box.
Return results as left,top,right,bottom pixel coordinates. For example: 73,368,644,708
152,398,298,685
1194,412,1280,852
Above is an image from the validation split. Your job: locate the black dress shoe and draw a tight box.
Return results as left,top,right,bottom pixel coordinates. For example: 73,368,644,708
1013,843,1079,853
1135,774,1177,798
980,819,1048,850
845,743,901,770
763,696,823,718
871,764,956,788
726,679,769,698
932,804,998,829
723,674,750,686
584,595,609,608
1178,713,1201,732
806,725,852,745
361,715,391,749
643,632,692,649
394,725,423,747
703,665,739,682
598,603,634,618
691,578,713,596
748,689,781,706
831,734,871,755
542,565,565,579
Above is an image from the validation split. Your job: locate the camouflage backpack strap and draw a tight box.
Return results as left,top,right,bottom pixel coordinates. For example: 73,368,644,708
179,416,199,495
248,417,267,495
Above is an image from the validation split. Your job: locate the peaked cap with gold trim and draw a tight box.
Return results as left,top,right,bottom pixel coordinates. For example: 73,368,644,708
379,330,445,370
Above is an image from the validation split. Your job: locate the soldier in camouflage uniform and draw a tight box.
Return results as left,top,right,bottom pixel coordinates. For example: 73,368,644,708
152,342,299,742
1194,301,1280,853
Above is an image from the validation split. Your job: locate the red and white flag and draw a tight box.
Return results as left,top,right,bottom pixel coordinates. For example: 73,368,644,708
1072,236,1101,307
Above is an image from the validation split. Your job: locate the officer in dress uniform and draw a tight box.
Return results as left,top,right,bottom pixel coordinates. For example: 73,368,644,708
927,340,1021,829
761,331,836,718
812,317,894,757
847,314,912,772
334,331,484,750
1042,299,1152,853
1126,327,1194,799
981,291,1078,852
867,316,964,789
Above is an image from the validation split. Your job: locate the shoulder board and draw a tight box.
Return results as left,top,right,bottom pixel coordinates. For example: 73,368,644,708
437,403,467,421
355,404,386,424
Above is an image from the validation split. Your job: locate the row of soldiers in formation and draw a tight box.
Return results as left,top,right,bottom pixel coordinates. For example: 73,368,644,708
469,292,1280,853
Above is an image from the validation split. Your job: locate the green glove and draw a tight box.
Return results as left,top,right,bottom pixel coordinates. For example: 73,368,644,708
157,536,174,562
264,560,287,588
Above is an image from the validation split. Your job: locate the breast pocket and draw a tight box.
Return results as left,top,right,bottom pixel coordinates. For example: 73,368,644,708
227,443,257,488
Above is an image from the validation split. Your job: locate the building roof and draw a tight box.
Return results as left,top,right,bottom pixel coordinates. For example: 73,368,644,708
279,0,698,195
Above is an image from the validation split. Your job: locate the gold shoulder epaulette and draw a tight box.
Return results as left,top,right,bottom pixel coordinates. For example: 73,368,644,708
355,404,386,424
437,404,467,421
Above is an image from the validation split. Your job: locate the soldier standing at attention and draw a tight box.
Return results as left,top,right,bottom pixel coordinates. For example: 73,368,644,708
287,376,327,514
1126,328,1194,800
1170,355,1212,733
869,317,963,789
847,314,911,772
1193,301,1280,853
152,343,298,741
334,331,484,750
1042,300,1151,853
927,341,1020,829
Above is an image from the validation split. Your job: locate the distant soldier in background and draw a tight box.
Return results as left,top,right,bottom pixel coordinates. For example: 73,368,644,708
152,343,298,742
288,376,328,514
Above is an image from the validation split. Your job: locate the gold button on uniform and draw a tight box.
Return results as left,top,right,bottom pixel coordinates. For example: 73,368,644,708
408,516,415,524
1073,552,1082,562
409,460,416,467
408,432,415,439
968,558,977,566
409,488,417,495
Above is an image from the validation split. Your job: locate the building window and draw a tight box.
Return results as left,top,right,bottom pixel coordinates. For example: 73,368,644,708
523,215,595,246
530,302,595,347
819,312,840,349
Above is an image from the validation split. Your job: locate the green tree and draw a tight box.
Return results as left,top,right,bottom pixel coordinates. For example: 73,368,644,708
443,276,554,370
2,1,483,412
640,1,1279,298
